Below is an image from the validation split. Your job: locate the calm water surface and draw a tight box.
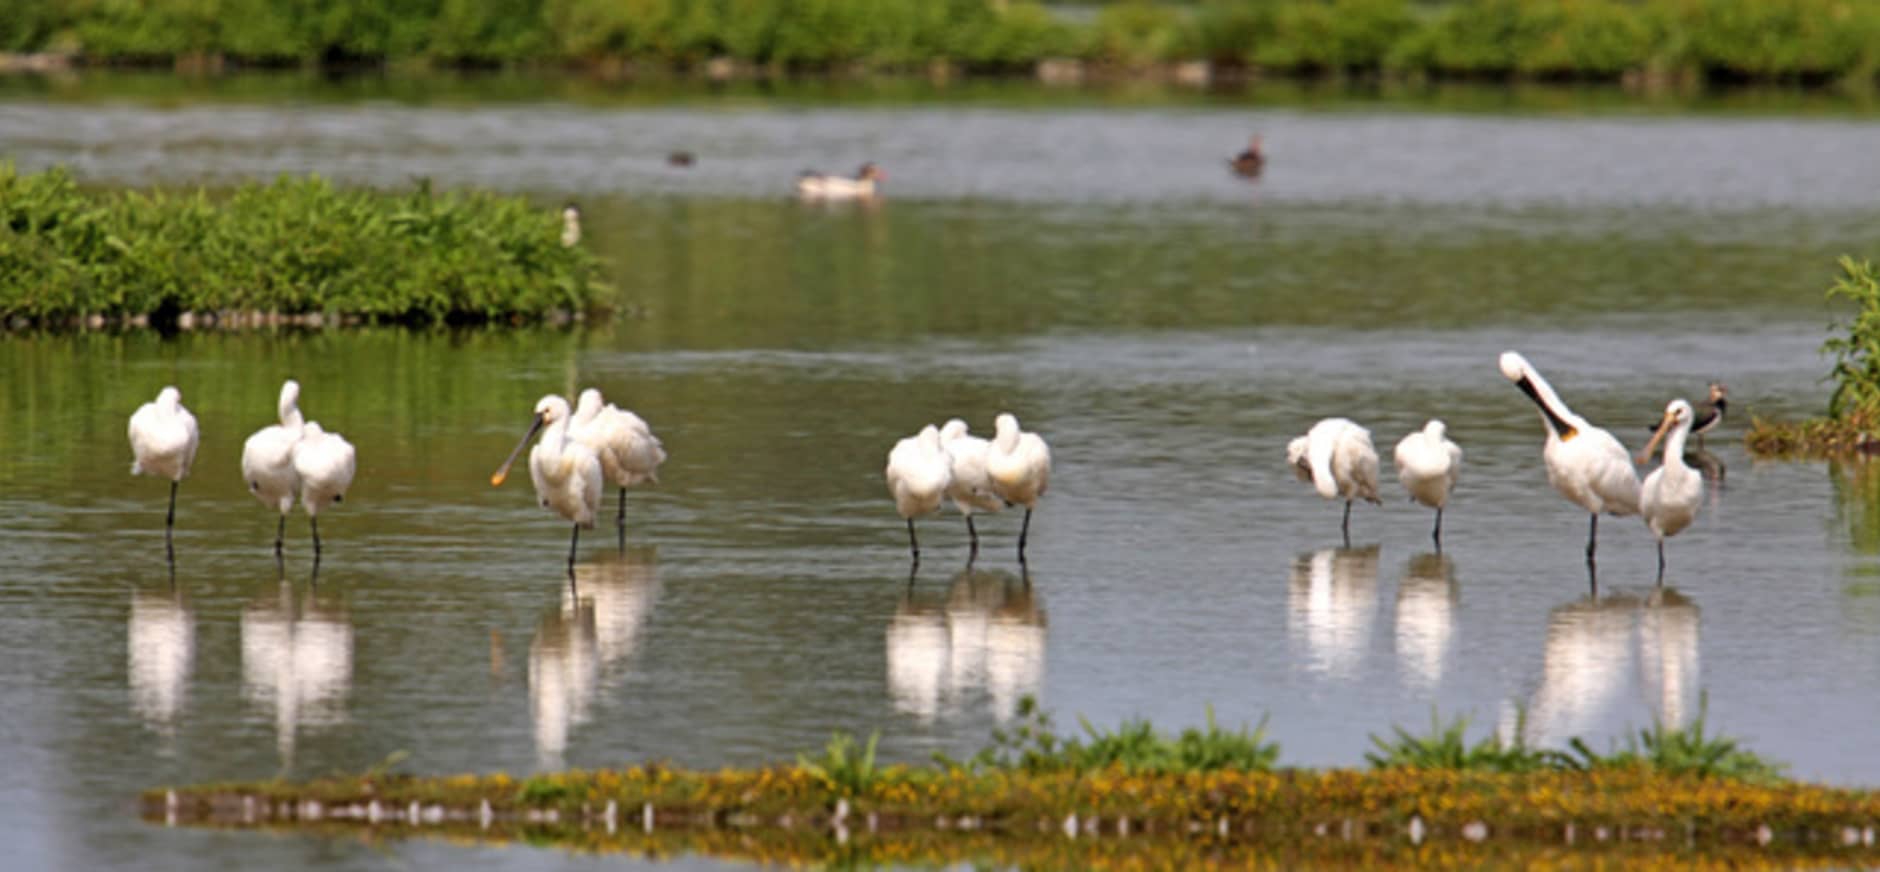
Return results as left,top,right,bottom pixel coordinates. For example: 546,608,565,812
4,81,1880,870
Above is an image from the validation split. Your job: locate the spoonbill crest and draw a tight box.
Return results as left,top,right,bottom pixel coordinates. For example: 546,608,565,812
570,388,666,539
1499,351,1640,565
242,379,305,555
939,419,1003,554
128,385,200,552
986,413,1052,561
1638,399,1703,579
885,424,953,561
1288,417,1381,544
293,421,356,558
493,395,603,576
1394,420,1462,549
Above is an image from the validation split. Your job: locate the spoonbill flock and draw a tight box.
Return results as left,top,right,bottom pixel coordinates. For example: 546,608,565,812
129,348,1715,585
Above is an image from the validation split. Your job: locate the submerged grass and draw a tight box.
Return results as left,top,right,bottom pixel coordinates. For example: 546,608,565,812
1748,256,1880,458
0,165,602,329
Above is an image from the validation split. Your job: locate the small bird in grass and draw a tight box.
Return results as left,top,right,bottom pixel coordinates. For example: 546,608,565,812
1394,420,1462,550
798,163,884,200
1499,351,1640,568
987,413,1052,562
886,424,953,563
293,421,356,559
560,203,582,248
242,379,306,556
939,418,1004,556
1288,417,1381,546
493,395,603,578
1229,135,1265,178
128,386,200,556
1639,399,1704,580
570,388,667,541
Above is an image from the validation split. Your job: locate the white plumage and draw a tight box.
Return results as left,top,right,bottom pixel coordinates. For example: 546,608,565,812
797,163,883,199
986,413,1052,559
127,385,199,545
1287,417,1381,542
242,379,305,554
494,394,604,573
570,388,667,532
939,418,1003,550
1639,398,1704,578
1394,419,1462,548
1499,351,1640,563
885,423,953,560
293,421,356,556
559,204,581,248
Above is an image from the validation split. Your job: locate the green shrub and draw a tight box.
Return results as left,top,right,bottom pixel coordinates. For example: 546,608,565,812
1084,2,1186,66
1825,256,1880,419
797,731,881,797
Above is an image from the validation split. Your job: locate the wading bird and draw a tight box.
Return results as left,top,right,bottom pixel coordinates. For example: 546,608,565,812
1394,420,1462,549
1638,399,1703,580
1498,351,1640,565
885,424,953,562
570,389,666,540
560,203,582,248
293,422,356,559
1229,134,1265,178
797,163,883,199
1288,418,1381,545
493,395,603,575
987,413,1052,561
939,419,1003,555
128,386,200,553
242,379,305,556
1646,382,1726,451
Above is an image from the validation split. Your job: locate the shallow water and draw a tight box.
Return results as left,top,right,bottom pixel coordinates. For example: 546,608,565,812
4,81,1880,870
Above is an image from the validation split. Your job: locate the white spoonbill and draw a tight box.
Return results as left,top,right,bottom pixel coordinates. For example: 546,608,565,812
1638,399,1704,579
885,424,953,561
939,418,1003,554
293,421,356,558
797,163,883,199
1498,351,1640,564
241,379,305,555
570,388,667,536
986,413,1052,561
493,395,604,573
128,386,200,550
1287,417,1381,544
1394,420,1462,549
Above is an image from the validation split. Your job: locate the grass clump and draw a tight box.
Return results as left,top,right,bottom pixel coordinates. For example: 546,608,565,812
0,165,602,328
1748,256,1880,457
1365,710,1554,773
966,695,1279,774
797,731,883,797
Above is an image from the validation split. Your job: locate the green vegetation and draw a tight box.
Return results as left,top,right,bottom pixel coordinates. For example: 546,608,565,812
961,696,1280,774
5,0,1880,85
797,730,882,797
1366,710,1555,773
1748,257,1880,456
0,165,601,328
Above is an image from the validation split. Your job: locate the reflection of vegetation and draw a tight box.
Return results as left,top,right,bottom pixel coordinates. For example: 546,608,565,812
1829,458,1880,555
958,696,1278,774
1748,258,1880,457
0,165,599,327
8,0,1880,84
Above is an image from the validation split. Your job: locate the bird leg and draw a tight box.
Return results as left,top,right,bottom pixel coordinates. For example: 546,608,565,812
616,487,628,551
165,481,178,562
568,524,581,573
1656,540,1666,584
1585,513,1598,564
966,514,979,549
905,518,920,561
1018,508,1033,561
274,514,286,557
1432,507,1444,553
311,517,322,558
165,480,178,531
1342,500,1353,544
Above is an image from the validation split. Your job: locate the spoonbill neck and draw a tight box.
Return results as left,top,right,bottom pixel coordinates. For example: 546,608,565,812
1662,417,1693,468
1513,371,1582,441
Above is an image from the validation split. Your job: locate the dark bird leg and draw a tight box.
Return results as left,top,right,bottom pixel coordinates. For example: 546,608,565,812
616,487,628,551
966,515,980,560
311,517,322,559
1586,562,1599,598
1432,507,1444,553
906,518,920,561
1585,513,1598,565
1018,508,1034,562
1342,500,1353,548
568,524,581,574
274,514,286,557
1656,540,1666,584
164,481,178,560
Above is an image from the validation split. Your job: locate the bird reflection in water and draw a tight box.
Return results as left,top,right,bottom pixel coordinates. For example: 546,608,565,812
128,586,194,740
1523,587,1701,747
530,550,659,768
241,579,353,767
1287,546,1381,680
1394,553,1458,692
885,565,1046,723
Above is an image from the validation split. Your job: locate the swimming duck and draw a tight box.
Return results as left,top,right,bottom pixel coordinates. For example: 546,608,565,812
797,163,883,199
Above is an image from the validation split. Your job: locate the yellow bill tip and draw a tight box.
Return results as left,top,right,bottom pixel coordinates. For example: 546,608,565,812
490,472,507,487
